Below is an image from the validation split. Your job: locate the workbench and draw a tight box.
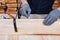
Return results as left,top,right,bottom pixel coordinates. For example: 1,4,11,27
0,19,60,40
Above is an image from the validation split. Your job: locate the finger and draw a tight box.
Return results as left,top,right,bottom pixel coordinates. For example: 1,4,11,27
27,9,31,18
48,18,57,25
43,16,53,25
20,8,23,15
20,8,28,18
43,15,51,24
46,17,53,25
23,9,28,18
20,8,25,16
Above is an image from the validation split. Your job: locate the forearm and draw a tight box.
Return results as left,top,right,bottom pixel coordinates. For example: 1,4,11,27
57,7,60,11
57,0,60,11
21,0,28,5
57,7,60,17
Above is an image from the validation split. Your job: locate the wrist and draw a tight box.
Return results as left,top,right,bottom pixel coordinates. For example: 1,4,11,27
57,7,60,11
21,0,28,6
21,3,28,7
57,8,60,17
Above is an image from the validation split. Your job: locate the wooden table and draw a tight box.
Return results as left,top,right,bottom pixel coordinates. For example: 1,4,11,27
0,19,60,40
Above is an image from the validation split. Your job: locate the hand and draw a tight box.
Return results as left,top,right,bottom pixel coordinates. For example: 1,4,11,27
20,3,31,18
43,9,60,25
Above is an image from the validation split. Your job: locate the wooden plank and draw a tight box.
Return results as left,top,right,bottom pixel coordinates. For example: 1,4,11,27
6,8,16,14
18,35,60,40
0,19,60,35
2,0,16,4
17,19,60,35
0,19,14,35
0,0,21,14
0,35,60,40
0,19,60,39
0,35,8,40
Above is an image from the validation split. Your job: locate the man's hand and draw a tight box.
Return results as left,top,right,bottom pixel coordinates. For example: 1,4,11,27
20,3,31,18
43,8,60,25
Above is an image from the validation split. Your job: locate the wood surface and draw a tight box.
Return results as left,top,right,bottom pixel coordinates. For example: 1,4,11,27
0,19,60,40
0,19,60,35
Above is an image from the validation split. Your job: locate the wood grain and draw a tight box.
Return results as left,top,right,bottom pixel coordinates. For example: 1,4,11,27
0,19,60,35
0,19,60,40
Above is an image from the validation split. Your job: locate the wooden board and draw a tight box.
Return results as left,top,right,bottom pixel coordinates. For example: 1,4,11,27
0,35,60,40
0,0,21,14
0,19,60,35
0,19,60,40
